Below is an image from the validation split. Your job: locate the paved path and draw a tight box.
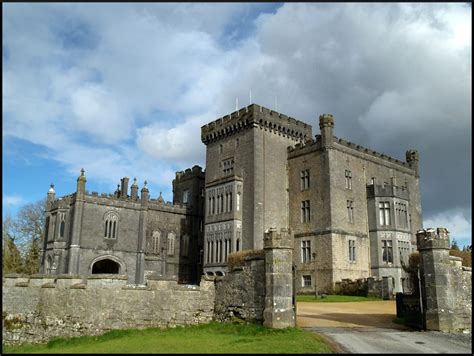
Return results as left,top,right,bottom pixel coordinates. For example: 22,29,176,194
297,301,472,354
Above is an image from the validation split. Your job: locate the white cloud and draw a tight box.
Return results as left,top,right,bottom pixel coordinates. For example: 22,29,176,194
4,195,25,207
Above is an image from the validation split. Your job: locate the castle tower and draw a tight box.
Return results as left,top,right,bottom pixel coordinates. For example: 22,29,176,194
201,104,312,276
406,149,419,177
68,169,87,274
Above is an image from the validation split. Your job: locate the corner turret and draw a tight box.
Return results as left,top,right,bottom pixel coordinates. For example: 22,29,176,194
130,178,139,200
141,180,149,206
47,183,56,203
319,113,334,148
406,149,419,177
76,168,87,197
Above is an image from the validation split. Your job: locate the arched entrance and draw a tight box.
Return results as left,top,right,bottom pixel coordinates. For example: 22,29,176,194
92,259,120,274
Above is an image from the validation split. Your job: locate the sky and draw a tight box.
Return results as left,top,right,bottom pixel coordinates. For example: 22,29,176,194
3,3,471,247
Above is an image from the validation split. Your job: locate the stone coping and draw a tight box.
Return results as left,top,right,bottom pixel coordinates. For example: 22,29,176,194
87,274,128,280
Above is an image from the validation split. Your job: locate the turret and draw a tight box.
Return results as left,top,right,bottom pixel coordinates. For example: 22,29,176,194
406,149,420,177
76,168,87,197
130,178,139,200
141,180,149,205
319,113,334,147
47,183,56,203
120,177,129,198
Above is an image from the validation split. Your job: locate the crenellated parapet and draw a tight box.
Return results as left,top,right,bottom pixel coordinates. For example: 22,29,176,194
263,227,293,249
416,227,450,251
175,165,205,181
201,104,312,145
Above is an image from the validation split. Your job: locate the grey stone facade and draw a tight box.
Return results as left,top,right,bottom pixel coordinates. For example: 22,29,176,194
39,166,205,285
201,104,422,294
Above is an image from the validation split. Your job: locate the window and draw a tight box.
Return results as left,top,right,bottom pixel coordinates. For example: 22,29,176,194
349,240,356,261
223,158,234,176
301,240,312,263
208,197,212,215
399,241,410,264
44,216,50,242
382,240,393,263
201,188,205,197
212,197,215,214
379,202,391,226
59,213,65,238
182,190,189,204
236,238,240,252
236,193,241,211
345,170,352,189
219,144,223,153
347,200,354,223
370,177,376,185
236,138,239,147
302,275,312,287
228,192,233,212
301,200,310,223
104,212,119,239
397,203,408,228
152,230,161,254
167,232,176,255
300,169,310,190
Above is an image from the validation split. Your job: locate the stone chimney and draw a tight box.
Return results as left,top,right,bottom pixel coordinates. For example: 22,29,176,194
130,178,138,200
121,177,129,198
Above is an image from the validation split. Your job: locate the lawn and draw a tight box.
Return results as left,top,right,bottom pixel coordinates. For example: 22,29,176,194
2,322,335,354
297,294,382,303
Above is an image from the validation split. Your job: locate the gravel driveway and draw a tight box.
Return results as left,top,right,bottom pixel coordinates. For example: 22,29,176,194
297,300,472,354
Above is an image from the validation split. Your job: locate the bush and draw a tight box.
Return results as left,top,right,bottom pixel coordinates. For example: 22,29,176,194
227,249,264,270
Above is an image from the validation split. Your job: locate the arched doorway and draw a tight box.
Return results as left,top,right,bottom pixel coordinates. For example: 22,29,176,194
92,259,120,274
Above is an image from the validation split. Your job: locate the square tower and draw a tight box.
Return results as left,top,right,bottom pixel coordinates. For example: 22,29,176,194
201,104,312,275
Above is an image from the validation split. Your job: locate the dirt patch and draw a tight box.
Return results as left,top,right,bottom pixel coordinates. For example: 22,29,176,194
296,300,410,330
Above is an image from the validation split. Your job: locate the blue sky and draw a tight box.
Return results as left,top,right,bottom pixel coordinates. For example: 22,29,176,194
3,3,472,248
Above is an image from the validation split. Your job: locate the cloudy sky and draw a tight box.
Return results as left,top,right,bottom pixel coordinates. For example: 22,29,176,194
3,3,471,247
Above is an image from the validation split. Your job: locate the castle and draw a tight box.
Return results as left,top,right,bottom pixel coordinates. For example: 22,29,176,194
40,103,422,293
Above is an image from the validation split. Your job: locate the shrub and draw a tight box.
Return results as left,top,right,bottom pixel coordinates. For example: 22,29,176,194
227,249,264,270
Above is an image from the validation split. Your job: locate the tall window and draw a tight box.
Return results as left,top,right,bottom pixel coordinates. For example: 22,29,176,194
300,169,310,190
223,158,234,176
104,212,119,239
219,144,223,153
301,200,310,223
228,192,233,212
152,230,161,254
301,240,311,263
59,213,65,238
44,216,50,242
382,240,393,263
236,138,239,147
399,241,410,264
167,232,176,255
348,240,356,261
182,190,189,204
345,170,352,189
236,193,241,211
302,275,312,287
347,200,354,223
212,197,215,214
379,202,391,226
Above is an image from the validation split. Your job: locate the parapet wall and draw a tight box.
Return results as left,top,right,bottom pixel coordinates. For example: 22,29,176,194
2,274,215,345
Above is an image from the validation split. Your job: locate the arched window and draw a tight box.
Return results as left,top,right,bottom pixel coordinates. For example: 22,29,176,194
92,259,120,274
59,212,66,239
229,192,233,212
237,193,241,211
104,212,119,239
167,232,175,255
152,230,161,254
236,238,240,252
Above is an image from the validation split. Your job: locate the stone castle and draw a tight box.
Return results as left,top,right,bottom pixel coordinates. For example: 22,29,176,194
40,103,422,293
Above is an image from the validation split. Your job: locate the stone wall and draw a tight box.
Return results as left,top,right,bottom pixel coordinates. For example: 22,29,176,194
2,274,215,345
397,228,472,332
213,255,265,323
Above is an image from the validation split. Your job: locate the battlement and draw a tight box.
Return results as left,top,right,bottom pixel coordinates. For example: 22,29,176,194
201,104,312,145
175,165,205,181
416,227,450,250
263,227,293,249
366,183,410,200
288,134,414,171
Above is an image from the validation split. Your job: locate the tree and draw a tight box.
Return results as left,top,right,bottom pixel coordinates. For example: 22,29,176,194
451,238,460,251
2,216,23,274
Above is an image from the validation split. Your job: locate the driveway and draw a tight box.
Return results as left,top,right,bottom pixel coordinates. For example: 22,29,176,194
297,300,472,354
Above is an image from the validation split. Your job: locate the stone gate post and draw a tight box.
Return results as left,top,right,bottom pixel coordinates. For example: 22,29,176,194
416,227,452,331
263,227,295,328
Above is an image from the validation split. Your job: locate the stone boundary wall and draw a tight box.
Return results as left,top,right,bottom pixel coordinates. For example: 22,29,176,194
333,276,394,300
448,261,471,330
2,274,215,345
213,256,265,323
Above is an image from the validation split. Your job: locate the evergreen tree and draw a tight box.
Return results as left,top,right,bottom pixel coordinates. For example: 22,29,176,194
451,238,460,251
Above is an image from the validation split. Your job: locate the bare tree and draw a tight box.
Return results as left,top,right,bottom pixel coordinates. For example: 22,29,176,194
2,215,23,273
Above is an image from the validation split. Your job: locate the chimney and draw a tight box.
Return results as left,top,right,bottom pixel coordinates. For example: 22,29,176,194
319,114,334,147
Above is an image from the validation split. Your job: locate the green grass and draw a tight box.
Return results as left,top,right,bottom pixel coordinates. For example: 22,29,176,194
297,294,382,303
2,322,335,354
